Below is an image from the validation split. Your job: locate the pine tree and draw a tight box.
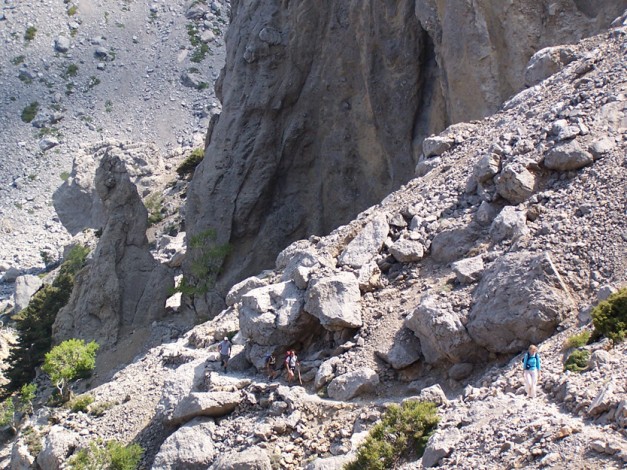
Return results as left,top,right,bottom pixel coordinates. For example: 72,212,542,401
3,245,89,396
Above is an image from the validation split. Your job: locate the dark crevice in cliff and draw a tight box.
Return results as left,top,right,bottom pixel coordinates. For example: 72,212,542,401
412,25,447,157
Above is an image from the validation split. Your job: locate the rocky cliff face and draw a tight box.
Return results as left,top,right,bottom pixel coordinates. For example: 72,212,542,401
53,153,173,353
185,0,627,310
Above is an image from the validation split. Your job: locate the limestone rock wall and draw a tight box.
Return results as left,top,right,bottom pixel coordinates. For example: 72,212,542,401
185,0,627,310
53,155,173,348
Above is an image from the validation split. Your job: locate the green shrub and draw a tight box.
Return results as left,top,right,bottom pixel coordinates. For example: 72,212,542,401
345,401,440,470
0,398,15,427
591,288,627,343
43,339,99,402
64,63,79,78
11,55,25,65
24,26,37,42
4,245,90,394
563,331,591,349
68,394,94,413
175,229,230,296
19,383,37,414
190,43,210,63
67,5,77,15
89,400,115,417
176,147,204,177
21,101,40,123
145,193,164,225
69,440,143,470
564,349,590,373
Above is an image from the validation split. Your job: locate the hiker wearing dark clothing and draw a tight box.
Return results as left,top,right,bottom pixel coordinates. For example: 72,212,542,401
218,337,231,372
264,353,277,379
522,344,541,397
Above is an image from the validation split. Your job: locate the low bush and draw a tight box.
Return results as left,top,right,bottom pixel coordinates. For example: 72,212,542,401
564,349,590,373
176,147,204,177
563,331,591,349
345,401,439,470
89,400,116,417
69,439,143,470
591,288,627,343
21,101,40,123
68,394,94,413
0,398,14,427
24,26,37,42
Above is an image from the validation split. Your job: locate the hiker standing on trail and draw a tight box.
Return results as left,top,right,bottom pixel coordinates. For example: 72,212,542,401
218,337,231,372
522,344,541,398
264,353,277,380
285,350,299,384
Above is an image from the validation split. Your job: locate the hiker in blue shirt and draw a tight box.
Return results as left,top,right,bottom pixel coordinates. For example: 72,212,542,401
522,344,541,397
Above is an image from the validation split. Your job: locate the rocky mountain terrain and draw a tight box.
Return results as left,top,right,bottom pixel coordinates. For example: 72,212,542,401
0,0,228,276
185,0,627,311
2,13,626,468
1,0,627,469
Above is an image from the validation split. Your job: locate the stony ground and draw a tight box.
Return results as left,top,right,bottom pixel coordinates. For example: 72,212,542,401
0,0,228,275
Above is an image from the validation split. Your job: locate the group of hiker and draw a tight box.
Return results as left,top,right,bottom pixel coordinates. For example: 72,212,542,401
217,336,301,384
220,336,542,394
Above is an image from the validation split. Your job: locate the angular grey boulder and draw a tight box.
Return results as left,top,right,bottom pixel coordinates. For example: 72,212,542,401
467,252,573,353
338,215,389,269
495,163,537,204
13,275,43,314
36,426,80,470
169,391,242,426
422,427,462,467
544,140,594,171
405,295,476,364
305,273,362,331
490,206,528,243
208,446,272,470
451,256,484,284
153,418,215,469
327,368,379,401
388,238,425,263
376,331,422,369
239,281,317,346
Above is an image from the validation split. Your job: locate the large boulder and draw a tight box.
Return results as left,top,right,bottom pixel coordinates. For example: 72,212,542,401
388,238,425,263
376,330,422,369
239,281,317,346
52,154,173,351
490,206,529,243
304,273,362,330
431,225,481,264
13,275,43,314
422,427,462,467
36,426,81,470
495,163,537,204
544,140,594,171
338,215,390,269
208,446,272,470
169,391,242,426
327,368,379,401
524,45,578,87
451,256,484,284
467,252,573,353
405,295,477,364
153,418,215,469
